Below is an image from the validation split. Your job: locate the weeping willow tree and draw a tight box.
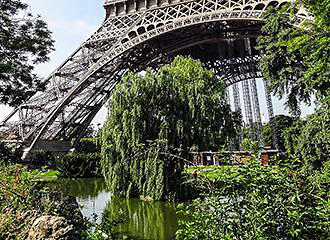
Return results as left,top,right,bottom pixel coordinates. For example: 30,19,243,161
101,56,241,200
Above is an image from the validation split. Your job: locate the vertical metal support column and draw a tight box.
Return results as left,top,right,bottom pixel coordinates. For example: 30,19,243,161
18,107,24,141
239,39,254,141
218,42,230,106
250,78,263,141
242,80,253,126
225,87,233,150
244,38,263,142
225,88,230,105
219,41,233,150
228,40,241,112
228,39,242,150
232,84,241,112
263,78,279,149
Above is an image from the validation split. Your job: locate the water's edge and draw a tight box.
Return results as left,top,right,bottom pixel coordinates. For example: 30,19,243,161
50,178,181,240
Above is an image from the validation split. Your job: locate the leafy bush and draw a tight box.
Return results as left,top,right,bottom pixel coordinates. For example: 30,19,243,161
0,165,104,239
0,141,14,166
284,97,330,169
55,152,102,178
76,138,100,153
0,165,41,212
0,165,43,239
0,141,21,166
27,150,55,168
176,161,330,239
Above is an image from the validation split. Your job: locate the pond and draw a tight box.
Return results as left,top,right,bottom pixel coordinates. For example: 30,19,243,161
51,178,181,240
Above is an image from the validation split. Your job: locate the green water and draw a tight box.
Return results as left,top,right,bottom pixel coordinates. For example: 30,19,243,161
53,178,180,240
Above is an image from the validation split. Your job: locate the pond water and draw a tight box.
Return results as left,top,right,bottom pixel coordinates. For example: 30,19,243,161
52,178,181,240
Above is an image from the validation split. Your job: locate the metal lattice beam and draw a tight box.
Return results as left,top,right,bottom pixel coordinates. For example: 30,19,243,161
0,0,312,156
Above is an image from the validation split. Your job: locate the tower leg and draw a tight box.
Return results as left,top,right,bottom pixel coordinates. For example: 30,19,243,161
232,83,241,112
263,79,279,149
228,39,242,150
250,78,263,143
243,38,263,142
241,80,253,131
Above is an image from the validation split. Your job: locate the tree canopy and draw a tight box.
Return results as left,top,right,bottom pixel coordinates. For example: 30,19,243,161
0,0,54,106
257,1,329,169
257,1,329,116
101,56,241,200
262,114,294,150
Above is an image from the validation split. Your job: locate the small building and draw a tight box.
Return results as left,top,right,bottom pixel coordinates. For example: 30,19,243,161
190,148,279,166
260,146,279,166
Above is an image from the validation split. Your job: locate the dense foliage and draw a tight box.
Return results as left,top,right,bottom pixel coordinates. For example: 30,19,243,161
0,165,42,239
176,161,330,239
76,137,101,153
0,164,108,239
0,0,54,106
257,2,329,116
257,1,329,169
177,2,330,239
101,56,241,200
0,165,88,239
55,152,102,178
283,97,330,169
0,141,14,165
262,114,294,150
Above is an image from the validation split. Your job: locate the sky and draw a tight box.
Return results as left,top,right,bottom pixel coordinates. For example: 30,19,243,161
0,0,107,124
0,0,315,125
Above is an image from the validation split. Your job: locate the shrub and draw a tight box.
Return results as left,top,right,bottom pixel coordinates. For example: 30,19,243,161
284,97,330,170
76,138,100,153
176,161,330,239
0,165,43,239
55,152,102,178
0,141,17,166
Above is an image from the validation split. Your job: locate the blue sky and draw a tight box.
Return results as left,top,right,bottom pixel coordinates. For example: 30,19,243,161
0,0,315,124
23,0,105,76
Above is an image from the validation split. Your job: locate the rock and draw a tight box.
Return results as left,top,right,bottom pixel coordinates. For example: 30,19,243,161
28,215,74,240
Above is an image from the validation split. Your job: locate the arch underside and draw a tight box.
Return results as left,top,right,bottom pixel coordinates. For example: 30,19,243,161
0,0,311,154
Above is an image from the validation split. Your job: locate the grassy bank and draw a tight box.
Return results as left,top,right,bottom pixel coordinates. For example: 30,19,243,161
0,164,108,240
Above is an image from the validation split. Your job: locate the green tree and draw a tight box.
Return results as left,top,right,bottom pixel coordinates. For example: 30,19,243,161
257,1,330,169
101,56,241,200
257,2,329,115
262,114,294,150
284,97,330,169
0,0,54,106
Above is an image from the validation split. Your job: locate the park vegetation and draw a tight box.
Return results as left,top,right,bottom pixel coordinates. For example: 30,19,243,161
175,1,330,239
101,56,241,201
0,0,329,239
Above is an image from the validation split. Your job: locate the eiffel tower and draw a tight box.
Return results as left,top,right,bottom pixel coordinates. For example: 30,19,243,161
0,0,311,158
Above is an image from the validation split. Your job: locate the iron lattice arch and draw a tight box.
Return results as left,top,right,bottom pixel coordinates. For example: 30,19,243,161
1,0,311,156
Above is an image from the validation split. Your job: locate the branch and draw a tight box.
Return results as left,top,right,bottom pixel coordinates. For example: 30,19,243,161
159,152,196,166
0,182,26,200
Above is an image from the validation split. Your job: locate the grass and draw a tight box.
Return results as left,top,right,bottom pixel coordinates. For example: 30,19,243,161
32,169,60,181
185,165,240,180
185,164,281,181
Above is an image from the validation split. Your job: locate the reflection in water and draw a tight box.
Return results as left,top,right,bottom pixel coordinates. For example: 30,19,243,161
50,178,107,199
104,196,178,240
52,178,180,240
